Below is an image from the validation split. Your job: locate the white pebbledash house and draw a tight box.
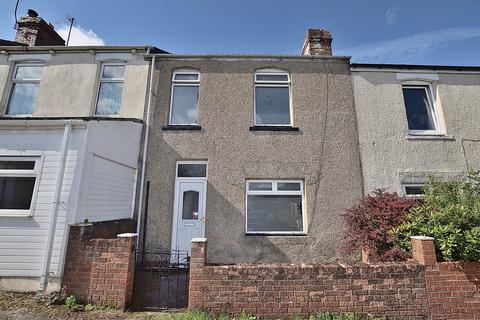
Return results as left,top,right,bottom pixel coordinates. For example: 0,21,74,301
0,9,163,292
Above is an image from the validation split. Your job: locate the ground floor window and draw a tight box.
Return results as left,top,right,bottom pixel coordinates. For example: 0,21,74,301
402,183,425,197
0,156,40,217
246,180,305,234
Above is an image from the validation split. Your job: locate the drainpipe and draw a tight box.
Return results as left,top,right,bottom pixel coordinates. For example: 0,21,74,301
136,48,156,249
38,122,72,293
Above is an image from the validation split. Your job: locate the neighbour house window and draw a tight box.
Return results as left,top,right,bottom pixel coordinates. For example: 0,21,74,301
402,85,438,132
246,180,305,234
170,70,200,125
254,70,292,126
6,63,44,115
402,184,425,197
0,157,40,217
95,63,125,115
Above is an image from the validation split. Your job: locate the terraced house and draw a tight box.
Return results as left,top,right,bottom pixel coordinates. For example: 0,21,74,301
0,9,165,292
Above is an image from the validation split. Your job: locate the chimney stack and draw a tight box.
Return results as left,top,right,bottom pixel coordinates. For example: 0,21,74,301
15,9,65,46
301,29,333,56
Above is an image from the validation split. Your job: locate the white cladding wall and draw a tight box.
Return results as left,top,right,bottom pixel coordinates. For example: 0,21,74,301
352,70,480,194
0,128,84,277
0,120,142,278
75,121,142,223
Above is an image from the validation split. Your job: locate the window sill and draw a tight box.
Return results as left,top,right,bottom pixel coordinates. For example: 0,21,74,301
249,126,299,132
405,134,454,141
245,232,307,236
162,125,202,131
0,212,32,218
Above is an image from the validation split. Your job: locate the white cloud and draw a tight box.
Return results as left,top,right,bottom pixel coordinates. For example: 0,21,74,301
385,6,401,26
338,27,480,63
57,25,105,46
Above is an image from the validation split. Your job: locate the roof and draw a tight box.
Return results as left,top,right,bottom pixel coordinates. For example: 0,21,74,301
0,45,168,54
351,63,480,72
0,39,26,46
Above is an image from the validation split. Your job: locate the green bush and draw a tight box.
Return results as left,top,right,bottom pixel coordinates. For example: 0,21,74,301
64,295,76,309
393,171,480,261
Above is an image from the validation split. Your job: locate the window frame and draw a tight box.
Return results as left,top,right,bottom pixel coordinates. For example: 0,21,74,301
401,83,441,135
5,62,44,116
402,183,425,198
94,62,126,116
169,70,201,125
245,179,306,235
253,70,293,127
0,155,42,217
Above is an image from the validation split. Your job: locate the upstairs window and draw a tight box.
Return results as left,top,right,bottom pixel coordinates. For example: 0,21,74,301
170,70,200,125
246,180,305,234
0,156,40,217
402,85,438,132
95,63,125,115
6,63,44,115
254,70,291,126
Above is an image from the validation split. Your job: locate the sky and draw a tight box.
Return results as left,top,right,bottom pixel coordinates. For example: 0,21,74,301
1,0,480,65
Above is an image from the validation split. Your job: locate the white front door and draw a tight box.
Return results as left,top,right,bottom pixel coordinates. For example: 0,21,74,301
171,179,206,255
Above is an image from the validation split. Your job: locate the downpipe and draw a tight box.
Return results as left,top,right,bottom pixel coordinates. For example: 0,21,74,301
38,122,72,294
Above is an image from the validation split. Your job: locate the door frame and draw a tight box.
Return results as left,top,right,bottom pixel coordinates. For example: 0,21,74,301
171,161,208,253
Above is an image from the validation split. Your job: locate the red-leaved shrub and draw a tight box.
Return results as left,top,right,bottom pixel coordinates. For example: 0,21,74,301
342,189,420,262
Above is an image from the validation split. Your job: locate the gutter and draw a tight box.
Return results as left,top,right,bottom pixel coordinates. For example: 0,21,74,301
135,47,156,248
38,121,72,293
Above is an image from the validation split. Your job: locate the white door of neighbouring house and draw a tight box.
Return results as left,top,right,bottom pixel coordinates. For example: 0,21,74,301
171,162,207,255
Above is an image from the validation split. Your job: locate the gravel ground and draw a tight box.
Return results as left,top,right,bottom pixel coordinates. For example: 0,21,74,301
0,292,168,320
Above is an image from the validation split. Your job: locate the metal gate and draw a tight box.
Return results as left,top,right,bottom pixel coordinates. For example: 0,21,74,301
132,249,190,310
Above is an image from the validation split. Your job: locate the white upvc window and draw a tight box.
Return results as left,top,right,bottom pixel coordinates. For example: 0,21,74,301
0,156,41,217
95,63,125,115
6,63,44,115
254,69,292,126
402,83,440,135
246,179,305,234
169,70,200,125
402,183,425,198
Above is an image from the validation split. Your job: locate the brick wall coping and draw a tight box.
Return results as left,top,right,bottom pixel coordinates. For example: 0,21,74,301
117,233,138,238
410,235,434,240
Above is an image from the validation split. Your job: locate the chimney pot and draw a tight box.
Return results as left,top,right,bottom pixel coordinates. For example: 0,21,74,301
301,28,333,56
27,9,39,17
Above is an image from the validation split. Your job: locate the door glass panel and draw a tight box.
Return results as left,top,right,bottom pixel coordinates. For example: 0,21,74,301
182,190,199,220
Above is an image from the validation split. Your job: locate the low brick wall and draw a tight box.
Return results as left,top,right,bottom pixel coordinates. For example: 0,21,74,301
61,220,136,308
189,238,480,320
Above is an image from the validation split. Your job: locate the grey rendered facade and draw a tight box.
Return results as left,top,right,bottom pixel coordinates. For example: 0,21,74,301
143,55,364,263
351,64,480,195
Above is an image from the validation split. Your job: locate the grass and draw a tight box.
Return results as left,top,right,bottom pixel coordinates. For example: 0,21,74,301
153,310,387,320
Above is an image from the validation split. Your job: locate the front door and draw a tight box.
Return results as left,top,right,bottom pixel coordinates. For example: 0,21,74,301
171,179,206,255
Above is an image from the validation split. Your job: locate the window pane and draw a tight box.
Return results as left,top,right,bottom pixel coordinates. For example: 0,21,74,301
249,182,272,191
0,177,36,210
7,83,39,115
0,161,35,170
178,164,207,177
402,88,436,130
182,190,199,220
174,73,199,81
247,195,303,232
404,185,424,196
15,65,43,80
171,85,199,124
277,182,301,191
102,65,125,79
256,74,288,82
96,82,123,115
255,86,291,125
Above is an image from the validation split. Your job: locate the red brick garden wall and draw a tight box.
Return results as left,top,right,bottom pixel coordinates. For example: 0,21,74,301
61,220,136,308
189,238,480,320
